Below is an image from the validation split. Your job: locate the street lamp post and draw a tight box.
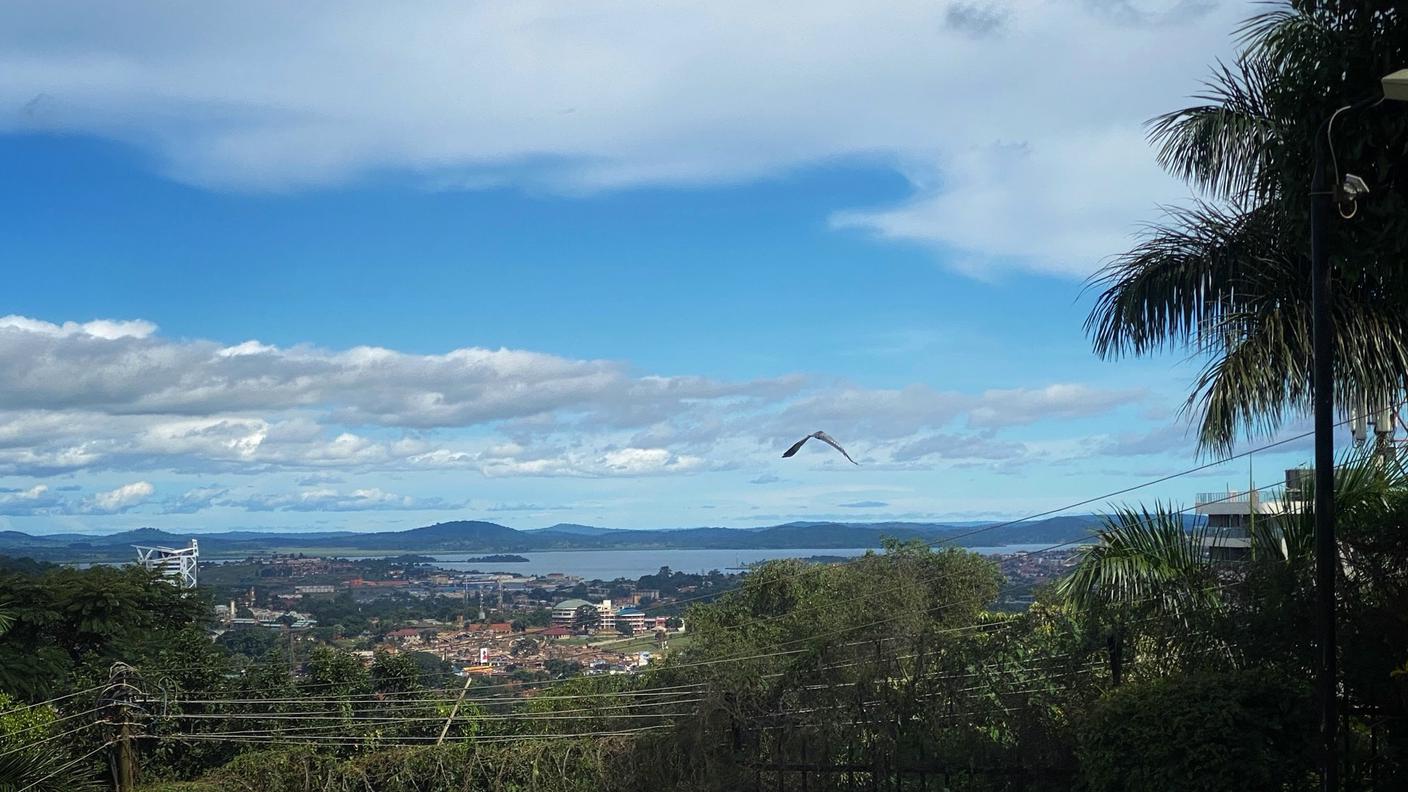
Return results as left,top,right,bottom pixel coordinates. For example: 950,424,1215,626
1309,111,1336,792
1310,68,1408,792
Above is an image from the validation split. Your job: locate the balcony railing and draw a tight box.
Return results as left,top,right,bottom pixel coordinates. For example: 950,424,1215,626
1197,491,1254,505
1196,488,1288,507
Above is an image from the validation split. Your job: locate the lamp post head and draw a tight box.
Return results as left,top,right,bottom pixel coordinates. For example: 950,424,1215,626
1384,69,1408,102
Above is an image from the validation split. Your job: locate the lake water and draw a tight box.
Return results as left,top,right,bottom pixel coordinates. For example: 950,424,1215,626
420,545,1053,580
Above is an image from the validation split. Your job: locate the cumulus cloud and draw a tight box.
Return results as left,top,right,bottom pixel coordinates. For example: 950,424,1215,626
0,315,157,340
0,0,1241,277
161,486,228,514
479,446,709,478
0,320,795,428
83,481,155,514
0,484,65,516
0,316,1154,494
0,480,157,515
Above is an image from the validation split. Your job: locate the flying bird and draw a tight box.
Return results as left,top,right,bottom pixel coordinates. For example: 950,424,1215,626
782,431,859,465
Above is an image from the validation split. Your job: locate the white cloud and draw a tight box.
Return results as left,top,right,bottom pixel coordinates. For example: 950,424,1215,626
0,316,1155,492
83,481,155,514
891,431,1028,462
0,0,1243,277
0,315,156,339
0,317,798,427
162,486,228,514
479,446,709,478
0,484,64,515
968,384,1146,428
225,487,463,512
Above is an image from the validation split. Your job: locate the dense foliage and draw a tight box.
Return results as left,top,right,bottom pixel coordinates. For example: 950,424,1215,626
1076,671,1316,792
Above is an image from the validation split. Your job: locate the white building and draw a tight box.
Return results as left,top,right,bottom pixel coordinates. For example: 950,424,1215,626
551,598,616,631
1196,469,1308,562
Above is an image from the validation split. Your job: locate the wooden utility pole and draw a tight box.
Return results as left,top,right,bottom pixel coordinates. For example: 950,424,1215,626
116,719,137,792
106,663,141,792
436,673,475,745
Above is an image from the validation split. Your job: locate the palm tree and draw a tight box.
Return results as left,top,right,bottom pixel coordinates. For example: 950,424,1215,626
1059,453,1406,686
1086,1,1408,451
1055,504,1220,683
0,749,104,792
1057,505,1219,617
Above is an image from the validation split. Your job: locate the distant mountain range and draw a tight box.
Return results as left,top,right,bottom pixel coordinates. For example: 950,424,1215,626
0,516,1107,563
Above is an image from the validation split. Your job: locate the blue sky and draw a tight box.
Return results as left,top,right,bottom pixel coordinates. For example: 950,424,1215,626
0,0,1317,533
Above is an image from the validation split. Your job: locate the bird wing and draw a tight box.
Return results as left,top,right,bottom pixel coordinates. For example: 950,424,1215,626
781,436,811,458
812,431,859,465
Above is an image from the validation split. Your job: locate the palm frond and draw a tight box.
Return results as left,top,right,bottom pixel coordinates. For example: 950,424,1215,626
1148,58,1283,201
0,746,104,792
1085,201,1287,360
1056,504,1218,625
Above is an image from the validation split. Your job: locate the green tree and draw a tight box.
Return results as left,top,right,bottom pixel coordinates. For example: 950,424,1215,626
301,646,369,698
370,651,422,695
571,605,600,634
1055,504,1222,683
214,626,279,659
0,692,103,792
1085,0,1408,450
0,565,209,699
543,659,581,679
404,651,451,680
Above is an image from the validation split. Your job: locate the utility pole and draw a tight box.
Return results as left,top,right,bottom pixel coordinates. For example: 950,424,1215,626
105,663,141,792
437,673,475,746
1309,110,1338,792
1307,69,1408,792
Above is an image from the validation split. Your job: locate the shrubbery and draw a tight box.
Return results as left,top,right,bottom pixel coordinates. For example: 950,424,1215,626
1076,670,1317,792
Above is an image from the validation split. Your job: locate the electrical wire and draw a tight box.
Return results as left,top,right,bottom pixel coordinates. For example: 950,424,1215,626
154,725,673,747
47,434,1332,758
640,424,1322,617
168,680,705,707
0,721,105,760
653,475,1296,675
0,705,107,740
15,741,113,792
0,684,109,717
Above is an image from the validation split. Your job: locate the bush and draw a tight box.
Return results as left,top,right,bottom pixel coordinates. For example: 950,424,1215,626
178,739,643,792
1076,670,1316,792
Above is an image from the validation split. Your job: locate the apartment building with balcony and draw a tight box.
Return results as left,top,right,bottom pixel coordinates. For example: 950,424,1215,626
1196,468,1308,562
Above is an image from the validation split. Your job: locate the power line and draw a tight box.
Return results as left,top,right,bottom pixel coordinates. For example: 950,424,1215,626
153,725,673,748
14,741,113,792
654,479,1289,676
641,425,1321,617
0,684,109,717
0,705,107,740
167,680,705,707
0,721,105,760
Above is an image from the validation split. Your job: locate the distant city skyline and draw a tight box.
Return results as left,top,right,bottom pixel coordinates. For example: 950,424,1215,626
0,1,1317,533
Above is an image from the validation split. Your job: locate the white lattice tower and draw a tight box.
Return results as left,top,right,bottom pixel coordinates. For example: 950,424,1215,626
134,539,199,588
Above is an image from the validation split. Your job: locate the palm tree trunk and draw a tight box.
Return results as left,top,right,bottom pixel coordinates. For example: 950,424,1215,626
1108,627,1125,687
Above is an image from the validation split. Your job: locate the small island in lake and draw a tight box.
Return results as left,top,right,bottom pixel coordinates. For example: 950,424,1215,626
460,554,530,563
